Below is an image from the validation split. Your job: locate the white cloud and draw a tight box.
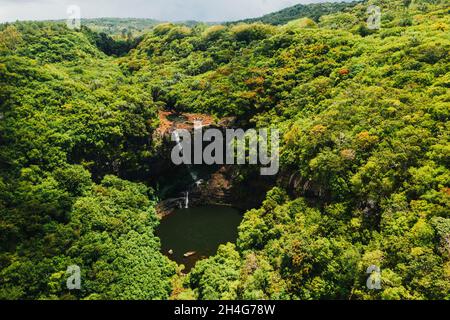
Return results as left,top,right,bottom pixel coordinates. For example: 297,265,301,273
0,0,342,23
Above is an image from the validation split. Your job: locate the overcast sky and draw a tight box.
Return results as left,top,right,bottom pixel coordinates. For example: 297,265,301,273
0,0,344,23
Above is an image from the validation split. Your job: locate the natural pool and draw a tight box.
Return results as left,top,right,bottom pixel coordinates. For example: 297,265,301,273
157,205,243,272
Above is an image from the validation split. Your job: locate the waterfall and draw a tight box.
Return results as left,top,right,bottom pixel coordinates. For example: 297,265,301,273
173,130,195,210
195,179,203,188
173,130,197,181
174,130,183,152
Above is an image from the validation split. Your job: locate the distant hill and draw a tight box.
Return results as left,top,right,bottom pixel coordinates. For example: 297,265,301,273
72,18,213,38
231,0,363,25
37,18,162,38
81,18,161,37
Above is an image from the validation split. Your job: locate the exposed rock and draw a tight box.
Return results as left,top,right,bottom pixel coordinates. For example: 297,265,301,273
156,110,235,137
184,251,196,257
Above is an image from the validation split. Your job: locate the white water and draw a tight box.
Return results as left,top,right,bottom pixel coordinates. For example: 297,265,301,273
174,131,183,151
195,179,204,188
173,130,198,181
185,191,189,209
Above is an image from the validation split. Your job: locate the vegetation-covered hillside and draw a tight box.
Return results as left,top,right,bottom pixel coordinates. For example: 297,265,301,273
233,0,361,25
121,0,450,300
0,0,449,300
0,22,175,299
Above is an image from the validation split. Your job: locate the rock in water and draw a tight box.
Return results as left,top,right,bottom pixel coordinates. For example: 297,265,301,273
184,251,196,257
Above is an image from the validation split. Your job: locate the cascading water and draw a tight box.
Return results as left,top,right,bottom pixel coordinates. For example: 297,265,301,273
174,130,183,151
185,191,189,209
195,179,203,188
173,130,197,181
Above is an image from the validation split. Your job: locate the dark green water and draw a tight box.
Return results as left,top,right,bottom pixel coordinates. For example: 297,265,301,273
157,205,243,272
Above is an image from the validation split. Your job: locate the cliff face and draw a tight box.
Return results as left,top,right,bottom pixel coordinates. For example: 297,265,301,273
156,110,235,136
153,111,276,216
157,164,275,217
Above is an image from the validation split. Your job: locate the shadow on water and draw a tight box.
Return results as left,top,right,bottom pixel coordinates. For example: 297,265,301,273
157,205,243,272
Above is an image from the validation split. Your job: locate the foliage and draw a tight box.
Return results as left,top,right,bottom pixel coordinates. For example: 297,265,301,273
1,0,449,300
233,1,362,25
0,22,174,300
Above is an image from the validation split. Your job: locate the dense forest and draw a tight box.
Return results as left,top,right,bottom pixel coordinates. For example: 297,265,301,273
233,0,361,25
0,0,449,300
